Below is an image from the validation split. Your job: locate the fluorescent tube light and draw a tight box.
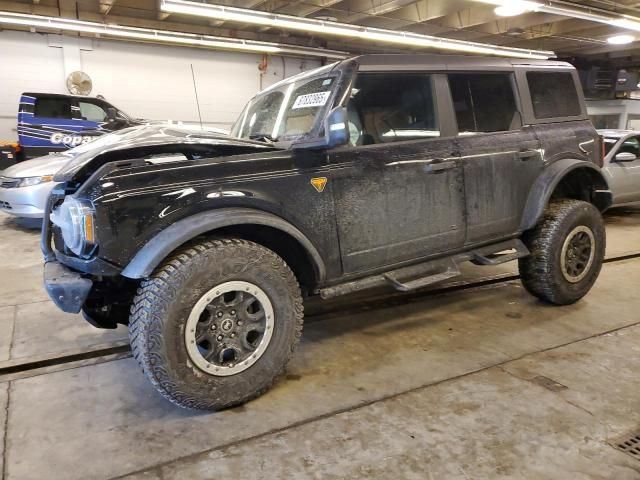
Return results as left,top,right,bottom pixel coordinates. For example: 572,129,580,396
475,0,640,33
161,0,555,59
0,11,348,59
607,34,635,45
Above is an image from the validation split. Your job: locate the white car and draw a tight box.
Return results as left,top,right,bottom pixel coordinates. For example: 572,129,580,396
600,129,640,207
0,154,67,218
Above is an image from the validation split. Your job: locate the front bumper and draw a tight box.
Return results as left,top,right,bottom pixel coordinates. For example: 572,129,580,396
0,182,57,218
43,261,92,313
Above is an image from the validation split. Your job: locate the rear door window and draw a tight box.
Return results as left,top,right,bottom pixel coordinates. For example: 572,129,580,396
527,71,581,119
448,73,519,134
34,97,72,119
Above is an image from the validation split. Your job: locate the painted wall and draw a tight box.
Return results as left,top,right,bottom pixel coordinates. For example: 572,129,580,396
0,29,321,140
586,99,640,130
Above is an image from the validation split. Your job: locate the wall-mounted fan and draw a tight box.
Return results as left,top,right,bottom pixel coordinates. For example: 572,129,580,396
66,71,93,96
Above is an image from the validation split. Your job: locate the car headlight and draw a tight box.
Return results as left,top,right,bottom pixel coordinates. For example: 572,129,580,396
17,175,54,188
50,196,96,258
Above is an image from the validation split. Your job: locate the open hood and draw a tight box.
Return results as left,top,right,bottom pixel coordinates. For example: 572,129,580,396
54,124,277,183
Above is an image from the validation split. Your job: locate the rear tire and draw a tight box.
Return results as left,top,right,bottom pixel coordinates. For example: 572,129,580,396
519,199,605,305
129,238,304,410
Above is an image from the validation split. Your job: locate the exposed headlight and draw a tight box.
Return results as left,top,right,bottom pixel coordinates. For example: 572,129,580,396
50,196,96,258
17,175,54,188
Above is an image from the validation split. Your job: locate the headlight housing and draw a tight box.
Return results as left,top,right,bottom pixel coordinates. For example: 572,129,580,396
17,175,54,188
50,196,97,258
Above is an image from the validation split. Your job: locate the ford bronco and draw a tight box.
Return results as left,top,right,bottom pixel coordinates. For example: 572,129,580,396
42,55,611,410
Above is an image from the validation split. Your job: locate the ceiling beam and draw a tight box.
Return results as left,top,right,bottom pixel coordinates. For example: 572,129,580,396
336,0,469,26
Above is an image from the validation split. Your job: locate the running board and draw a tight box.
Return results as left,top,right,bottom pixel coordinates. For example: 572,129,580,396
384,262,460,292
319,239,529,300
470,239,529,266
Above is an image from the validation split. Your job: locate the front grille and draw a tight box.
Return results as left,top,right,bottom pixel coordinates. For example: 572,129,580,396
0,200,11,210
0,177,19,189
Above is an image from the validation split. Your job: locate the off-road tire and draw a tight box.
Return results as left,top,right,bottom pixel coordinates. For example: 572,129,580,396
519,199,605,305
129,238,304,410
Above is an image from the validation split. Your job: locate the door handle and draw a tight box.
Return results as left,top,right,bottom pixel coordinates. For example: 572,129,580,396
518,149,539,160
425,160,456,173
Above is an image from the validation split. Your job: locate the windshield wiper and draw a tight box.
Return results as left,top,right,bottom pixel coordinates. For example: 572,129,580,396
248,133,277,143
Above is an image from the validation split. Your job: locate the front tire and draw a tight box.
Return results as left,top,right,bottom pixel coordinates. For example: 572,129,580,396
519,199,605,305
129,238,304,410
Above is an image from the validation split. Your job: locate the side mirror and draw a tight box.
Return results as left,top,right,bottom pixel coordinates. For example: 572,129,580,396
290,106,349,150
324,106,349,149
106,107,117,123
615,151,637,162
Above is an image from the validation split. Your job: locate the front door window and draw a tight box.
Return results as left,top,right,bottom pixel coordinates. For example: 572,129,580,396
347,74,439,145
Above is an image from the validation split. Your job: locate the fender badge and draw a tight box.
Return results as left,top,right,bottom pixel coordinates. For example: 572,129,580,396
310,177,328,193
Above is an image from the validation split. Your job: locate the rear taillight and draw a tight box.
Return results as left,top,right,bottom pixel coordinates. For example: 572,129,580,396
598,136,605,167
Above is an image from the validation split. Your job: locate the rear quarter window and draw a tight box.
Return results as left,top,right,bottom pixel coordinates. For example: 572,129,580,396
527,71,581,119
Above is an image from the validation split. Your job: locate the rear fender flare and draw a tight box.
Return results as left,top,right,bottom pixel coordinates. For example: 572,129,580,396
520,158,612,231
121,208,326,281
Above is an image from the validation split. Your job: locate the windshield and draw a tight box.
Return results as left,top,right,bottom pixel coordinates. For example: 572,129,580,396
231,69,339,144
603,137,619,156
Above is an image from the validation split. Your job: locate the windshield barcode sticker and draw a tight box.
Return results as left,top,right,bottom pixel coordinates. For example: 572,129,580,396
292,91,331,109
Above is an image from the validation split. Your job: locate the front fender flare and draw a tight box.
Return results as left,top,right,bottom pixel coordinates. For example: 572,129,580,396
520,158,612,231
121,208,326,281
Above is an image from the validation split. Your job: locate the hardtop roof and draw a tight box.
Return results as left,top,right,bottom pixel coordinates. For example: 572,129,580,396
353,53,573,71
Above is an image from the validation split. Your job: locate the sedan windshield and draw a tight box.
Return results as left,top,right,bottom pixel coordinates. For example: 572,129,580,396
231,68,339,144
603,137,619,156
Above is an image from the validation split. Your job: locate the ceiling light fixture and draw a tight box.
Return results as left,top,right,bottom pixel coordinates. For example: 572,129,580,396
494,4,528,17
0,11,348,59
607,34,635,45
476,0,640,32
160,0,555,59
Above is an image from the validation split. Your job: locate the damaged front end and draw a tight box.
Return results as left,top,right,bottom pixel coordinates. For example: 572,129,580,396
42,124,277,328
41,185,133,328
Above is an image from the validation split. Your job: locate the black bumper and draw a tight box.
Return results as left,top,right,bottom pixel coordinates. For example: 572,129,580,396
43,261,93,314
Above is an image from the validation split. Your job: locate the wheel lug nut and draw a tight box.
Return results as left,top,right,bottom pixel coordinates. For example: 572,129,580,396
210,324,216,330
237,320,243,326
217,311,223,318
231,310,236,315
231,333,236,338
217,335,223,341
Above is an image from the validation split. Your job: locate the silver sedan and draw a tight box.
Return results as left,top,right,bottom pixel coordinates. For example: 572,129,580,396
600,129,640,207
0,154,67,218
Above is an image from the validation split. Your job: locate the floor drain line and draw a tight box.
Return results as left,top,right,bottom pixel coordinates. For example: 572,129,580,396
610,432,640,461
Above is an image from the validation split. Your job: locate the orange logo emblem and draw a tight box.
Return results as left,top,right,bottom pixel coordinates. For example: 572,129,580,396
310,177,328,193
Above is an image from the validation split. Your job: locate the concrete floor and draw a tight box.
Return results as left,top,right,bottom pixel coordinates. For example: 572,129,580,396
0,207,639,479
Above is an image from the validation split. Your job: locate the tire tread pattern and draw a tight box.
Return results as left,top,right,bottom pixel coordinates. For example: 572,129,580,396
519,199,605,305
129,238,304,410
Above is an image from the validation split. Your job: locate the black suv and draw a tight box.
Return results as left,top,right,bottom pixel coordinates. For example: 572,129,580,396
42,55,611,410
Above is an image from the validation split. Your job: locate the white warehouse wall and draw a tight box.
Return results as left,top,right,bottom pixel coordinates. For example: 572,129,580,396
0,29,322,140
0,30,67,141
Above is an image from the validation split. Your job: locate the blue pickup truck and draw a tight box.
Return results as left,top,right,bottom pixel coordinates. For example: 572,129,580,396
16,92,143,160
